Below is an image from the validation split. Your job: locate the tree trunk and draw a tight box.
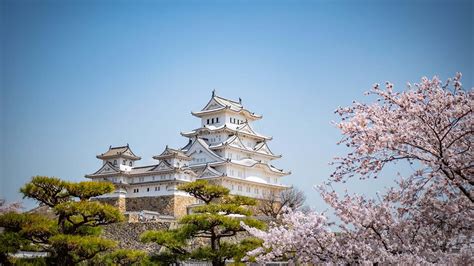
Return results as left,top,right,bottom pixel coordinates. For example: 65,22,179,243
210,229,225,266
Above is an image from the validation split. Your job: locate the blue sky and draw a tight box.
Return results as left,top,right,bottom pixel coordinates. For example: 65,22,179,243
1,0,472,210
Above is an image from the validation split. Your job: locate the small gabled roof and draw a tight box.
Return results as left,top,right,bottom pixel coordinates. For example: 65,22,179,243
209,135,246,149
148,160,175,172
191,91,262,120
185,138,226,162
181,139,193,152
197,164,224,179
153,145,191,161
254,141,280,157
96,144,141,160
85,161,123,178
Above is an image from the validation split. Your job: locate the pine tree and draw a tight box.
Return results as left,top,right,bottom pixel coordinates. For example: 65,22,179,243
141,180,265,266
0,176,128,265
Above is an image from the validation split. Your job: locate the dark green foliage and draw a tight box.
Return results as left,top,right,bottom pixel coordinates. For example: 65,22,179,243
54,201,122,234
178,180,230,204
96,249,148,265
65,181,115,201
49,234,116,264
142,180,266,266
0,176,127,265
19,176,70,207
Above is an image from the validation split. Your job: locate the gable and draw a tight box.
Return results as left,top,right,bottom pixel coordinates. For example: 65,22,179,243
160,149,173,156
186,139,225,165
202,98,225,111
149,161,173,172
236,123,257,135
92,162,121,175
227,136,248,150
255,142,273,155
122,149,137,158
199,165,223,178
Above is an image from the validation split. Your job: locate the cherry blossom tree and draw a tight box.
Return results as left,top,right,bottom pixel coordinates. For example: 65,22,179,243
0,199,22,214
243,74,473,264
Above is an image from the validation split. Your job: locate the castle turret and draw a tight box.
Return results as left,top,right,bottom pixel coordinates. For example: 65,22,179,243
96,144,141,170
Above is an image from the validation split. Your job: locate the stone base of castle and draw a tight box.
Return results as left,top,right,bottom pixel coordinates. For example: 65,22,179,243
96,195,196,218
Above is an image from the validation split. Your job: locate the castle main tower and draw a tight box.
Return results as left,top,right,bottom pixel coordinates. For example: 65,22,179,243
180,91,290,198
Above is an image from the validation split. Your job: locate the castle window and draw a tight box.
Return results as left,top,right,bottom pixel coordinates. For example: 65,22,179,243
123,160,126,165
147,187,150,192
113,160,117,165
129,161,132,166
207,119,210,124
211,118,214,124
238,185,242,191
246,186,250,193
216,117,219,123
255,188,259,194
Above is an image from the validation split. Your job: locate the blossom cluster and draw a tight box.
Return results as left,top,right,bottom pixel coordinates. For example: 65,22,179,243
243,74,473,264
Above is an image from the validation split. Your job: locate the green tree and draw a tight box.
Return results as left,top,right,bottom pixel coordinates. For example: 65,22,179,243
93,249,148,265
141,180,265,266
0,176,130,265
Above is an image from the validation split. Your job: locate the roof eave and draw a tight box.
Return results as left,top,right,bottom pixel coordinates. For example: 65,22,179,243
96,154,142,160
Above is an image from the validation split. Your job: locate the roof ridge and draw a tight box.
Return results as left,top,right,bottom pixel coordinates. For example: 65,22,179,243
214,95,242,105
110,145,128,150
132,164,158,169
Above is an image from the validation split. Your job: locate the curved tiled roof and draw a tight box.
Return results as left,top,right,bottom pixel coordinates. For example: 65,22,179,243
228,158,290,176
153,145,191,161
97,144,141,160
191,93,262,120
181,122,272,141
209,135,281,159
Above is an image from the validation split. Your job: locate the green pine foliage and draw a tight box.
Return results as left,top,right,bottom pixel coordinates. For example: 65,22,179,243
141,180,266,266
0,176,143,265
94,249,148,265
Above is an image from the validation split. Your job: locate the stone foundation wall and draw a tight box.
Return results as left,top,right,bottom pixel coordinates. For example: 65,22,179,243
125,195,196,218
101,222,171,252
174,195,197,217
126,196,174,216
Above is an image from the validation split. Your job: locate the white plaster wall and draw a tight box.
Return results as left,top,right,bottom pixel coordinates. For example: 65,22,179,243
201,114,224,127
105,158,135,168
126,182,192,198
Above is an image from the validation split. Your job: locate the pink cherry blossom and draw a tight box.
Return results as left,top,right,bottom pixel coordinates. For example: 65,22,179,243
243,74,473,264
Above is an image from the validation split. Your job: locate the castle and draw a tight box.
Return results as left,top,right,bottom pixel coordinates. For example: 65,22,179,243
85,91,290,218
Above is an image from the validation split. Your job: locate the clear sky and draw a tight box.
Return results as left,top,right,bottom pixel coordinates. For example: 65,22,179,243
1,0,472,210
